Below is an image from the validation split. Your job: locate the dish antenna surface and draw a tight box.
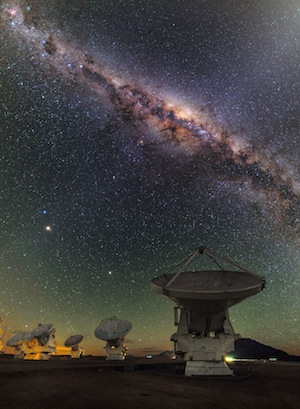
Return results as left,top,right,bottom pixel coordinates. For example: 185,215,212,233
31,323,53,338
6,332,29,359
64,334,83,347
59,334,85,358
95,316,132,360
6,332,25,347
22,332,34,341
151,246,265,376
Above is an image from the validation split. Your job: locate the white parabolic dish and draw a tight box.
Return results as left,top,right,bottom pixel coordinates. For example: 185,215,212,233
151,270,265,313
6,332,26,347
64,334,84,347
31,323,53,337
95,317,132,341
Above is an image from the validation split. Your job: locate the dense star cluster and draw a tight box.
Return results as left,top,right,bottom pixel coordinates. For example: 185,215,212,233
1,0,299,355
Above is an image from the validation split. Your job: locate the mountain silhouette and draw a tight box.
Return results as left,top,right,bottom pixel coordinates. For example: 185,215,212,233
234,338,300,361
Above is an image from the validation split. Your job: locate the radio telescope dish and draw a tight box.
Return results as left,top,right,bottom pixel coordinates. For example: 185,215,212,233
57,334,85,358
6,323,56,360
152,270,263,313
95,316,132,360
64,335,83,347
22,331,34,341
6,332,26,347
31,323,53,338
95,317,132,341
151,246,265,376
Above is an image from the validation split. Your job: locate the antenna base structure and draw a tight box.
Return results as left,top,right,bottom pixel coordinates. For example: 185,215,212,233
104,337,128,361
22,342,56,360
95,317,132,360
53,345,85,358
172,307,238,376
151,247,265,377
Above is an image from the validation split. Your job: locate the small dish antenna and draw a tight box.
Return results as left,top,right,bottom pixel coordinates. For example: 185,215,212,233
62,335,84,358
151,246,265,376
22,332,34,341
6,332,25,347
95,316,132,360
64,334,83,347
31,323,53,338
6,332,28,359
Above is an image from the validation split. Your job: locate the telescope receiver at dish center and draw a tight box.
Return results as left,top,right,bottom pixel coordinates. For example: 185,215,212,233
151,246,265,376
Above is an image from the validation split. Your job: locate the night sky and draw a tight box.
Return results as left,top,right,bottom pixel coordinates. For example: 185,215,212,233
1,0,299,356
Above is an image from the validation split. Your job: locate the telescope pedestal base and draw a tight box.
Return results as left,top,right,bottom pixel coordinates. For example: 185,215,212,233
185,360,233,376
23,352,51,360
21,341,55,360
106,353,126,361
105,341,127,360
172,307,238,376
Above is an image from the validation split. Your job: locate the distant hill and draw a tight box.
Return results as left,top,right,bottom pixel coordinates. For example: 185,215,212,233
150,338,300,362
157,351,174,358
234,338,300,362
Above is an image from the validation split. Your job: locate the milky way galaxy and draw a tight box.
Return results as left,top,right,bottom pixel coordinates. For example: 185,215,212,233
1,0,300,356
2,1,299,225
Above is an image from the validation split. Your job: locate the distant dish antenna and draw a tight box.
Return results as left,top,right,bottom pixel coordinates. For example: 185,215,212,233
64,334,83,347
31,323,53,338
59,335,85,358
95,316,132,360
22,332,34,341
6,332,25,347
151,246,265,376
7,323,56,360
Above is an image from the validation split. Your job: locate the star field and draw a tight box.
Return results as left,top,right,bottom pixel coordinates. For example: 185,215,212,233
0,0,299,355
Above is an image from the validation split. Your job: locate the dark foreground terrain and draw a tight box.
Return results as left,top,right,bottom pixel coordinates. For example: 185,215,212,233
0,357,299,409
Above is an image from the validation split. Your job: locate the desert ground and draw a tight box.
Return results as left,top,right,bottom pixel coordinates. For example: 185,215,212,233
0,357,299,409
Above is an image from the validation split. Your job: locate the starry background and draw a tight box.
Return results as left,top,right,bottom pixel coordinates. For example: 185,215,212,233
0,0,299,355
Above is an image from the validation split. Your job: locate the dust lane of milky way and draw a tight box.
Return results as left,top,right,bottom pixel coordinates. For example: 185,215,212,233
2,1,299,225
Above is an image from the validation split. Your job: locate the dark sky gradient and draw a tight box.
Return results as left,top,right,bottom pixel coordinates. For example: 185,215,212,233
1,0,299,355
